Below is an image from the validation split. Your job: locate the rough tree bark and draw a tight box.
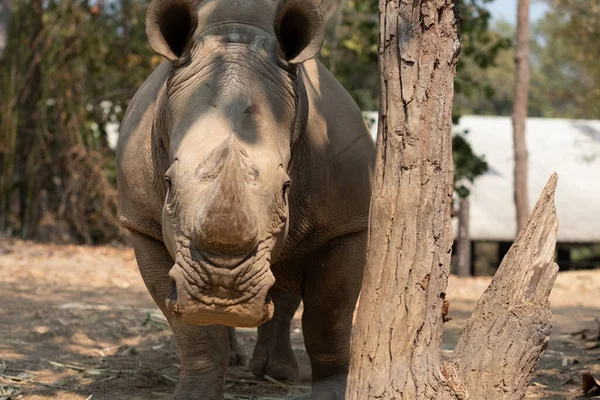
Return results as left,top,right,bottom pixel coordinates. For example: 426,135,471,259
512,0,530,233
456,198,471,277
346,0,560,399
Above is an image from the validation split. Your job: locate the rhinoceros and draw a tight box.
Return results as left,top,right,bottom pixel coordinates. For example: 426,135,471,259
116,0,374,398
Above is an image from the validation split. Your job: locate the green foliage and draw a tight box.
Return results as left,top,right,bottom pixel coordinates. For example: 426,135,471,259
453,0,512,122
319,0,379,110
530,0,600,119
320,0,494,197
453,130,489,198
453,20,516,117
457,1,600,120
0,0,156,242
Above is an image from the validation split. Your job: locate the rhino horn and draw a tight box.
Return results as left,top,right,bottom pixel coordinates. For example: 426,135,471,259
193,137,258,259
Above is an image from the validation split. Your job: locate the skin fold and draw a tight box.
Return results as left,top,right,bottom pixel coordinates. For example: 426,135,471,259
116,0,374,398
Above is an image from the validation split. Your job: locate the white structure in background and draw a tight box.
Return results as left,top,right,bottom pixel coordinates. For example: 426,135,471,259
363,111,379,141
90,101,121,149
364,113,600,244
106,122,120,149
455,116,600,244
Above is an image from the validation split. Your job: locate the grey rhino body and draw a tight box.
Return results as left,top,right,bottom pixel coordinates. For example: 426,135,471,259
116,0,374,398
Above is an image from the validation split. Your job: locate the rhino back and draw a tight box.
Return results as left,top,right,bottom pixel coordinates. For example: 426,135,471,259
285,59,375,254
116,61,170,240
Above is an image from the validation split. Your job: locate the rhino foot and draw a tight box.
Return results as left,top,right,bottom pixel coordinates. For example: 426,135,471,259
228,347,247,367
249,354,298,381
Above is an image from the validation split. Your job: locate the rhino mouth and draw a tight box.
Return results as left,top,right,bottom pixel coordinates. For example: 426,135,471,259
166,237,275,327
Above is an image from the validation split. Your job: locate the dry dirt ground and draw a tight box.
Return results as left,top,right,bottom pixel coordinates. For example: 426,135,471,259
0,239,599,400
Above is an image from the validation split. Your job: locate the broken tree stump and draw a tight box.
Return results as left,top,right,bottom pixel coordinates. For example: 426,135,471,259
447,174,559,399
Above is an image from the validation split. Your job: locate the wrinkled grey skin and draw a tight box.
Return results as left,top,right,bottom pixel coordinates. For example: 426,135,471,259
116,0,374,398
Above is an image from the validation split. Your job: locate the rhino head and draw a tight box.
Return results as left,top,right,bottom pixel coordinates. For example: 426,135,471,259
145,0,324,327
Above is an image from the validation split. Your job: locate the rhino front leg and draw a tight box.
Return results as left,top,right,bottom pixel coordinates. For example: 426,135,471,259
249,286,300,380
131,233,229,400
301,231,366,400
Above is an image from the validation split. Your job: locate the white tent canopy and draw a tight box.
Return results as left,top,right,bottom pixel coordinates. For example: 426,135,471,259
364,114,600,243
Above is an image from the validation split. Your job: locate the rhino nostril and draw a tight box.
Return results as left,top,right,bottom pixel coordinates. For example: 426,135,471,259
199,249,253,268
282,180,291,205
168,280,178,302
192,219,259,259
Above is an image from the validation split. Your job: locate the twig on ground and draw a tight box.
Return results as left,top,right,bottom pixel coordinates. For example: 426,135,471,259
225,377,310,390
262,375,289,388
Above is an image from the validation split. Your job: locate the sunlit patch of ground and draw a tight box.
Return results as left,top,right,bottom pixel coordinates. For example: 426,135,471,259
0,239,598,399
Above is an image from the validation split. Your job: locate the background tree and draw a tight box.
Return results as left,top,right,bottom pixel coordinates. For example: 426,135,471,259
0,0,157,242
456,1,600,120
452,0,511,122
319,0,494,202
512,0,531,233
453,129,488,276
0,0,9,57
532,0,600,118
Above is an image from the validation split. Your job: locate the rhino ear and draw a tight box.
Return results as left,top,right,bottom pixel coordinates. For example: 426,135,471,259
146,0,198,60
274,0,325,64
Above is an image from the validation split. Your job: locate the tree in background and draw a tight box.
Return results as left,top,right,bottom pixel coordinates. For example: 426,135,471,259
0,0,157,242
453,129,488,276
0,0,9,57
319,0,379,110
512,0,530,233
532,0,600,118
320,0,494,195
320,0,510,116
456,1,600,120
452,0,511,122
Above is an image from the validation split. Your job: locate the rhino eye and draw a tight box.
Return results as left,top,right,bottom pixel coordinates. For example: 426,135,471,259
165,176,174,204
282,180,291,205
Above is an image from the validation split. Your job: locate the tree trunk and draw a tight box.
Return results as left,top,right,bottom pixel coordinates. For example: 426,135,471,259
0,0,10,58
512,0,530,233
17,0,44,238
346,0,460,397
346,0,559,398
322,0,346,23
456,197,471,277
122,0,132,51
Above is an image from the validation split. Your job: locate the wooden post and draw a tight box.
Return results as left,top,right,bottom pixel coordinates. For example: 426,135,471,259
456,197,471,277
512,0,530,233
346,0,559,398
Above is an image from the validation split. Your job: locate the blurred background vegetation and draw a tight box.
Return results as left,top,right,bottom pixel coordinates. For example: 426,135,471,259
0,0,598,244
